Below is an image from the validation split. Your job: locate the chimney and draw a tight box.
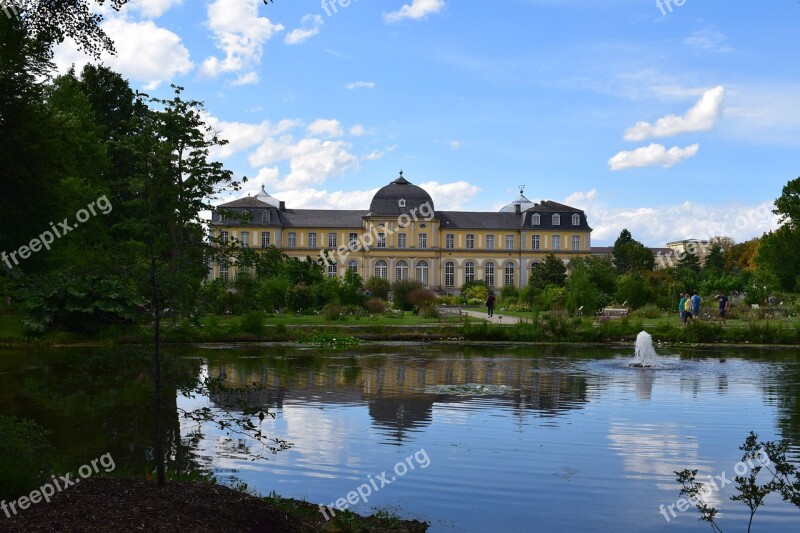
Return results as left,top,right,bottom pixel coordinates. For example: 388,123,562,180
279,201,286,211
514,203,521,214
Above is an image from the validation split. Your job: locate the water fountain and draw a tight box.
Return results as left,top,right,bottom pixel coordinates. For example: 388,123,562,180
630,331,658,368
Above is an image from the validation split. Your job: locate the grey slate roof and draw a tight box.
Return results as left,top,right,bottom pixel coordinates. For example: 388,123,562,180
369,174,435,216
279,209,368,228
217,197,274,209
438,211,522,230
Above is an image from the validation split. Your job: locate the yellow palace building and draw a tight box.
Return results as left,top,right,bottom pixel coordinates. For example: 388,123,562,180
209,173,593,293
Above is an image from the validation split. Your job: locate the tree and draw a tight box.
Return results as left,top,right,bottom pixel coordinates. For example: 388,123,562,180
774,177,800,230
565,267,598,316
703,242,725,277
530,253,567,289
756,226,800,292
612,229,654,273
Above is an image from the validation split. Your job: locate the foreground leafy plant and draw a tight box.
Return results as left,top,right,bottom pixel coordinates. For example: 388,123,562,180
675,432,800,532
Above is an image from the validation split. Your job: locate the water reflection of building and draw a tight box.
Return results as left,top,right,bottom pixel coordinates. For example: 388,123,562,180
209,353,589,441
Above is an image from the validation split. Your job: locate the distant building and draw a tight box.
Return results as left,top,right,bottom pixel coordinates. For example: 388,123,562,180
666,239,712,265
209,173,594,292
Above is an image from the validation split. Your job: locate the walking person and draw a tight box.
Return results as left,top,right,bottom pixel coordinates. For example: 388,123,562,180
690,290,702,320
684,294,693,322
486,292,496,318
716,293,730,326
678,293,687,325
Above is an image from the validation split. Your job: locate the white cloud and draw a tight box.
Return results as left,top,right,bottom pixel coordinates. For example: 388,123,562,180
230,71,259,86
285,14,324,45
361,145,397,161
608,143,699,171
624,86,725,141
128,0,184,18
683,27,733,53
345,81,376,90
562,190,779,246
249,136,360,191
203,114,300,159
349,124,366,137
307,119,344,138
384,0,446,23
201,0,284,78
418,180,481,210
53,18,193,90
266,187,379,210
449,140,461,150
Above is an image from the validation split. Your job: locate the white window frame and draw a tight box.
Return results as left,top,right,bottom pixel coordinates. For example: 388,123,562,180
418,233,427,249
397,233,407,248
505,235,514,250
465,261,475,282
395,260,409,281
531,234,540,250
486,235,495,250
287,232,297,247
552,235,561,250
261,231,270,248
466,234,475,249
484,262,495,287
572,235,581,251
374,260,388,279
572,213,580,226
444,261,455,287
553,214,561,226
328,232,337,248
445,233,455,249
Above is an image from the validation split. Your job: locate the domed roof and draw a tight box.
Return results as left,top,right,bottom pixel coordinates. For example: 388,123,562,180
369,172,435,216
499,187,535,213
255,185,280,208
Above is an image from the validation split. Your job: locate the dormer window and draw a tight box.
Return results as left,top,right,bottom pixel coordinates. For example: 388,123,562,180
399,199,406,207
262,210,270,223
552,214,561,226
532,213,541,225
572,213,580,226
220,212,228,222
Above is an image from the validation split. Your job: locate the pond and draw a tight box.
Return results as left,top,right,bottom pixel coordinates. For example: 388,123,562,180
2,342,800,532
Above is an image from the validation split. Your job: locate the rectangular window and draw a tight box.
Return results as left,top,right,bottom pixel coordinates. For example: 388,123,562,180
287,232,297,247
572,235,581,251
349,232,359,248
466,234,475,249
220,263,228,282
418,233,427,249
552,235,560,250
377,233,387,248
445,233,454,249
531,235,540,250
261,231,270,248
240,231,249,248
486,235,495,250
262,210,270,223
328,232,337,248
465,262,475,282
308,232,317,248
219,231,229,245
505,235,514,250
397,233,407,248
327,263,337,277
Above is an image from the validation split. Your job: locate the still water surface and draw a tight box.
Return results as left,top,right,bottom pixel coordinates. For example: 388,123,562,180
2,342,800,532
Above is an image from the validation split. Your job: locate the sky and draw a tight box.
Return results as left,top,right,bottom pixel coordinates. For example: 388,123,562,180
52,0,800,246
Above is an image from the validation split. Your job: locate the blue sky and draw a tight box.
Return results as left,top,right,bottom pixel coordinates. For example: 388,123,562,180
54,0,800,245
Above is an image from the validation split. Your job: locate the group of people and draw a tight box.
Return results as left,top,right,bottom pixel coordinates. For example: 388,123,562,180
679,290,730,325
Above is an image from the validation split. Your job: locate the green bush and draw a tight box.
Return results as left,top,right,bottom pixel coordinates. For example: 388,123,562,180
0,416,54,500
323,303,346,321
500,285,519,299
392,280,424,311
365,276,390,300
239,311,266,337
363,298,387,314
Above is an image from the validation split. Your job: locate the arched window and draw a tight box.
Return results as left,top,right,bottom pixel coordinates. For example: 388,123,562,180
531,213,541,225
465,261,475,282
444,261,455,287
572,213,580,226
347,260,358,273
505,262,515,287
374,260,388,279
415,260,429,287
552,214,561,226
484,261,495,287
395,260,409,281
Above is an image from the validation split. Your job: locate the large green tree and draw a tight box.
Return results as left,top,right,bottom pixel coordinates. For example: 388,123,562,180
612,229,655,273
530,253,567,289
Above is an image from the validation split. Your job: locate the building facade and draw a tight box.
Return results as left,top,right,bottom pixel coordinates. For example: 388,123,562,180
209,173,593,292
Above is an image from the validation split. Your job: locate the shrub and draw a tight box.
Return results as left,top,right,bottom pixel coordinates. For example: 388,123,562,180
365,276,390,300
417,303,439,318
323,303,346,321
634,303,661,319
0,416,54,500
408,288,437,306
239,311,266,337
363,298,387,314
286,283,313,313
500,285,519,299
392,280,424,311
462,282,489,302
